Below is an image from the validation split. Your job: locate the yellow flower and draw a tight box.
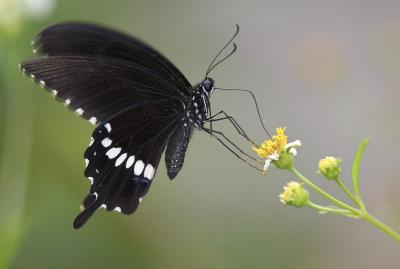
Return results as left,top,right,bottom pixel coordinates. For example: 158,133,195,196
279,181,309,207
318,156,341,180
252,127,301,172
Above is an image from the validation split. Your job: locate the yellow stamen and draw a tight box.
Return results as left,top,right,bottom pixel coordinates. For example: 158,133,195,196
253,127,288,158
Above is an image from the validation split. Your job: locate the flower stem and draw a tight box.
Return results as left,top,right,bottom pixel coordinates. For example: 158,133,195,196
363,213,400,242
307,201,354,216
289,167,360,215
335,178,359,207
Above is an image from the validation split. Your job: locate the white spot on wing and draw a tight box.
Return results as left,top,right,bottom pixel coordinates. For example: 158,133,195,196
51,90,57,97
104,123,111,133
89,117,97,125
76,108,84,115
39,80,45,87
106,147,121,159
89,137,94,146
134,160,145,176
144,164,155,180
101,137,112,147
100,204,107,209
114,207,121,213
94,192,98,199
64,99,71,106
87,177,94,185
84,158,89,167
115,153,127,167
126,155,135,168
30,74,36,79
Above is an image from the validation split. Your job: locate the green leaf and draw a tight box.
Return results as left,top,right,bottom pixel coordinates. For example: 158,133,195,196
351,138,369,212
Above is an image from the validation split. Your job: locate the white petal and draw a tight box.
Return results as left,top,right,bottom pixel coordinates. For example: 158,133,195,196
263,159,272,172
269,152,280,160
289,147,297,156
285,140,302,149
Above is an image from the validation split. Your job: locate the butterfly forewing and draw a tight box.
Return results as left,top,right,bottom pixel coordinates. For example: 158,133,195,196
33,23,192,96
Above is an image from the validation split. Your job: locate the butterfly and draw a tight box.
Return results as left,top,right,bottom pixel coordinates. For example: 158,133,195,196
20,23,255,229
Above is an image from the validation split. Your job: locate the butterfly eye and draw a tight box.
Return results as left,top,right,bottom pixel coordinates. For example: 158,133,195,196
202,78,214,92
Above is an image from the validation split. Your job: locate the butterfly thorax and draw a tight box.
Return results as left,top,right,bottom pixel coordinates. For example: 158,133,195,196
185,78,214,128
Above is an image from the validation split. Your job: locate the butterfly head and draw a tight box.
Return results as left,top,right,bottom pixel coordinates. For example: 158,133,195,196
201,78,215,95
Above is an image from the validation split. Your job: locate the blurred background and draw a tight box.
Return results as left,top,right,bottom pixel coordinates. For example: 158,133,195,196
1,0,400,268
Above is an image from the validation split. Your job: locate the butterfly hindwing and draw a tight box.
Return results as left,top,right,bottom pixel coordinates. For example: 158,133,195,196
73,100,182,228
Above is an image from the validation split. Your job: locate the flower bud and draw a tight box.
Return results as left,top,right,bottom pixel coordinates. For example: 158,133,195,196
279,181,309,208
318,156,341,180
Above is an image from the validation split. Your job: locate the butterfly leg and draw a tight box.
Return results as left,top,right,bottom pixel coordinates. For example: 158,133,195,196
206,110,256,145
202,127,262,172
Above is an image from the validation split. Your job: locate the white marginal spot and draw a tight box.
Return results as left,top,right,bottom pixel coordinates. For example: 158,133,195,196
39,80,45,87
100,204,107,209
144,164,155,180
134,160,145,176
76,108,84,115
51,90,57,96
104,123,111,133
139,197,143,203
30,74,36,79
115,153,127,167
106,147,121,159
89,117,97,125
87,177,94,185
84,158,89,167
65,99,71,106
93,192,98,199
126,155,135,169
101,137,112,147
89,137,94,146
114,207,122,213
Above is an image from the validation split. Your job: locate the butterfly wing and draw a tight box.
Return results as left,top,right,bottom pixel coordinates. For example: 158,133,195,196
32,22,192,95
20,23,195,228
74,101,181,229
21,55,188,124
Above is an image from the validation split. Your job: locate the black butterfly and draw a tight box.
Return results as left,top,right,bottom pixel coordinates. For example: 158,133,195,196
20,23,259,229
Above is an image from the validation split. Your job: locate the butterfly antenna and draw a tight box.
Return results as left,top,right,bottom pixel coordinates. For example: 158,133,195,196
205,24,240,78
214,87,272,138
206,43,237,76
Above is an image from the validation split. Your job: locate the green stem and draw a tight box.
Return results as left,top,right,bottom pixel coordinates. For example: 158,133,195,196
335,178,359,207
307,201,354,217
289,167,360,215
363,214,400,242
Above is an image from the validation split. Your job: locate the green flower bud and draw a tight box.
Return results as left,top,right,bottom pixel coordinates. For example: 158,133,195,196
318,156,341,180
279,181,309,208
